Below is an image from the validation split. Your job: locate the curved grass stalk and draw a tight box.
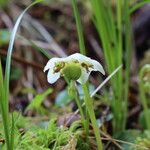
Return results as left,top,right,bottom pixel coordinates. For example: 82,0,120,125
4,0,43,101
0,1,43,150
130,0,150,14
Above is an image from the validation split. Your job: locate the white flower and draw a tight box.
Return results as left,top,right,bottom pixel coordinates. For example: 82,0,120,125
44,53,105,84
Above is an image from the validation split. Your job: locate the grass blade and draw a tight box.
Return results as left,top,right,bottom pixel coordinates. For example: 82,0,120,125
2,1,43,149
0,58,10,150
130,0,150,14
4,0,43,100
71,0,86,55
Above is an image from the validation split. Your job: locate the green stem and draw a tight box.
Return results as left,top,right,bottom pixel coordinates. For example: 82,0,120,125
123,0,132,130
140,84,150,130
69,81,90,145
82,83,103,150
70,81,85,121
10,113,15,150
71,0,86,55
112,0,124,132
139,65,150,130
0,59,10,150
117,0,123,102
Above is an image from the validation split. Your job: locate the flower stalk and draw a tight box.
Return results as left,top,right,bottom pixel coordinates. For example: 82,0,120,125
82,83,103,150
68,81,85,122
68,81,90,144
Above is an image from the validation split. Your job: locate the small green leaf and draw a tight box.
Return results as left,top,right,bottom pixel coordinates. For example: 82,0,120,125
139,110,150,129
26,88,53,111
0,29,10,46
0,0,9,8
21,87,37,95
116,130,141,150
10,66,22,81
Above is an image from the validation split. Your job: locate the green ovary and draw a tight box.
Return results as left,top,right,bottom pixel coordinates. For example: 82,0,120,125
62,63,81,81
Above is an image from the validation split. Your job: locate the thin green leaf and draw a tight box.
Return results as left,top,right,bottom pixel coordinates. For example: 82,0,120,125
26,88,53,111
0,58,10,150
4,0,43,102
0,29,10,46
2,1,43,149
10,113,15,150
130,0,150,14
71,0,86,55
0,59,4,90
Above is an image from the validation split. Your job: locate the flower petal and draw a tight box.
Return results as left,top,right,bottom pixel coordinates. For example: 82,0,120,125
68,53,91,62
47,69,61,84
44,57,65,72
77,68,91,84
69,53,105,75
90,60,105,75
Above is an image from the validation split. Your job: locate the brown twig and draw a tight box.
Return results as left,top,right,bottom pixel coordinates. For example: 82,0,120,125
100,130,123,150
101,137,149,150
